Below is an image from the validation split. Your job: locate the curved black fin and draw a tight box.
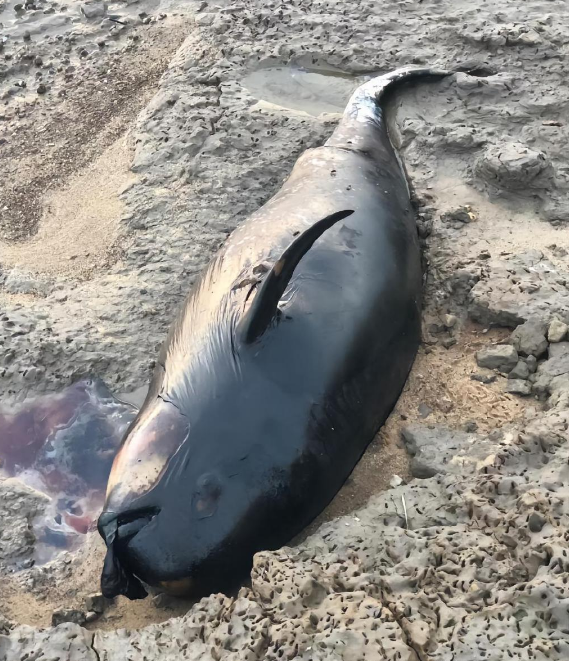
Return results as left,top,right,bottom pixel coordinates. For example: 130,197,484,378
238,209,355,344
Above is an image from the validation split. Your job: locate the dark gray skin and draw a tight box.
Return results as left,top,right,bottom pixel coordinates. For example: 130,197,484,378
98,67,457,600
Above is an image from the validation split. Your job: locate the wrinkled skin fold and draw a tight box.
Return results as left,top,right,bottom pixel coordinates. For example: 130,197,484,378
98,66,467,600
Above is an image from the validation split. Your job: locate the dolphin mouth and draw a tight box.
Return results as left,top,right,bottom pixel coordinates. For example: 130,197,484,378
98,508,159,600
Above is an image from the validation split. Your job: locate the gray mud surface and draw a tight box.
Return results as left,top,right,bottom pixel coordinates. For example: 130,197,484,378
1,0,569,657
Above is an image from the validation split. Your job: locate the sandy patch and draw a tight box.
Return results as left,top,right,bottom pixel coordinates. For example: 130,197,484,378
0,135,135,278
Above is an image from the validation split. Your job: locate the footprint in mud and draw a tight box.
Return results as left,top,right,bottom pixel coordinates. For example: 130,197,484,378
0,379,138,564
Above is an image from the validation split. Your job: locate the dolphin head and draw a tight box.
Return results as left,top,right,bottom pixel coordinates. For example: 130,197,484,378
97,388,191,599
97,366,302,600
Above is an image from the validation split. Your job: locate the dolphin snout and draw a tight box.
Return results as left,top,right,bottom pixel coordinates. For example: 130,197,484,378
98,508,159,600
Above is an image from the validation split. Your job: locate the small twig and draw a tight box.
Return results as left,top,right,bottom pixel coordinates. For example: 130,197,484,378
402,495,409,530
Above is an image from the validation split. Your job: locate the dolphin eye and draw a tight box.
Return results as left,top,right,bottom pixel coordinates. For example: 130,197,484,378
192,473,222,519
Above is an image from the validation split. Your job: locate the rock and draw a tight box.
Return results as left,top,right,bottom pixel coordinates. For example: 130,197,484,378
417,217,432,238
443,314,457,329
0,615,13,635
548,342,569,361
417,402,432,418
52,291,68,303
475,344,518,372
441,205,476,223
543,197,569,225
85,593,108,614
51,609,86,627
389,475,404,488
532,342,569,400
80,1,107,19
511,320,548,358
402,424,497,479
548,317,568,343
410,459,438,479
475,141,552,192
528,511,545,533
427,321,445,335
3,269,52,296
0,479,49,565
526,355,538,373
506,379,532,396
469,252,569,328
470,370,497,384
508,360,530,380
37,83,47,95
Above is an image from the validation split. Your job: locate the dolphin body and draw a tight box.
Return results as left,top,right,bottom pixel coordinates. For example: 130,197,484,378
98,66,456,599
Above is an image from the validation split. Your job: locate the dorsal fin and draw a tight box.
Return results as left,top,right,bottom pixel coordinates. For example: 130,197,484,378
238,209,355,344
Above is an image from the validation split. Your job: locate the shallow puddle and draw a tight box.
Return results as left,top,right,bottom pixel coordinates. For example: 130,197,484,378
0,378,137,564
241,65,365,116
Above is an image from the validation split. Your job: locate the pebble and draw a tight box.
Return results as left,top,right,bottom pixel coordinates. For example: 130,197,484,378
471,370,497,384
51,608,86,627
444,314,457,329
85,592,108,614
389,475,404,488
476,345,518,372
548,317,568,343
418,403,432,418
37,83,47,94
528,511,545,533
441,205,476,224
552,246,568,258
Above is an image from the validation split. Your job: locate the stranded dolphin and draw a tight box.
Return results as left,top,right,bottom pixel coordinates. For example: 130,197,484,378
98,66,459,599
